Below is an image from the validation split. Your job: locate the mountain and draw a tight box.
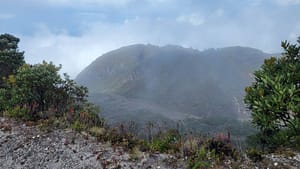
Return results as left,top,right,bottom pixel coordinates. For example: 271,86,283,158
76,44,274,131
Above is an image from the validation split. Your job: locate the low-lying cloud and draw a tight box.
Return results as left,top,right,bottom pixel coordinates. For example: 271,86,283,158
1,0,299,77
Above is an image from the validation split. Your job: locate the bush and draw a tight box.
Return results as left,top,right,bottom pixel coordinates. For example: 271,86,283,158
186,135,238,169
292,135,300,151
208,139,237,160
3,106,30,120
0,61,103,126
187,147,213,169
149,129,181,153
89,126,106,137
246,148,263,162
129,146,143,161
71,120,87,132
244,37,300,151
37,118,60,132
246,125,300,151
0,60,104,137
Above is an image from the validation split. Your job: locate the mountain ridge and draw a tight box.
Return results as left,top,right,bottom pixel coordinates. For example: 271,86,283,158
75,44,275,128
76,44,271,83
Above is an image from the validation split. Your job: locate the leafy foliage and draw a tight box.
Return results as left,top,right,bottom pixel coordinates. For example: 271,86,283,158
2,105,30,120
187,136,237,169
149,129,181,153
0,34,103,131
0,34,25,86
246,148,263,162
244,37,300,150
187,147,212,169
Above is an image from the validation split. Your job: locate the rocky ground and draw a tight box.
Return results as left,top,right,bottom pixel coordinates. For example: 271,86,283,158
0,117,185,169
0,117,299,169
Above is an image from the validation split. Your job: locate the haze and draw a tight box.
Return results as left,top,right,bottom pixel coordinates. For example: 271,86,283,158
0,0,299,77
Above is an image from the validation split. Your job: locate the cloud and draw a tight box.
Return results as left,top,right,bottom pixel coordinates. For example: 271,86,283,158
19,20,160,77
30,0,173,8
19,27,116,78
18,12,289,78
4,0,297,78
212,8,224,17
0,14,14,20
288,23,300,40
276,0,300,5
43,0,133,6
176,13,205,26
18,18,191,77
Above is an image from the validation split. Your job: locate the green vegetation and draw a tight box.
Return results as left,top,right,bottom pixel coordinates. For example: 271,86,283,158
188,147,212,169
149,129,181,153
186,136,238,169
0,34,25,87
0,33,103,130
245,148,263,162
77,44,269,127
1,33,299,168
245,37,300,151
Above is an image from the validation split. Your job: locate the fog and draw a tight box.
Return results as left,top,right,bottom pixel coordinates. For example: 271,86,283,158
0,0,299,77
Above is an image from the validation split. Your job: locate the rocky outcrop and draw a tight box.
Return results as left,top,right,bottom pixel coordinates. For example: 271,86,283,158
1,117,299,169
0,117,185,169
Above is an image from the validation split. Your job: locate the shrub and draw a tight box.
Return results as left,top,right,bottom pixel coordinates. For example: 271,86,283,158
149,129,181,153
208,139,236,160
187,147,213,169
129,146,143,161
3,106,30,120
244,37,300,151
186,135,238,169
37,117,64,132
246,148,263,162
89,126,106,137
0,60,103,128
71,120,87,132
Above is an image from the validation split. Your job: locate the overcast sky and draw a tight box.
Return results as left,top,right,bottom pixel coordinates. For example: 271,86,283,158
0,0,300,77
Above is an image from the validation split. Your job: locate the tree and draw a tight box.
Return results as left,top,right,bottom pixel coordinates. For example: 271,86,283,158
1,61,101,124
244,37,300,149
0,34,25,86
12,62,62,117
0,34,103,128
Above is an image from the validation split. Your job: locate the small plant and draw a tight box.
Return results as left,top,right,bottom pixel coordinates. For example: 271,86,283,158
38,118,56,132
185,133,239,169
71,120,86,132
208,139,236,160
129,146,143,161
138,140,151,152
246,148,263,162
89,126,106,137
149,129,181,153
187,147,213,169
3,106,30,120
189,160,211,169
293,135,300,151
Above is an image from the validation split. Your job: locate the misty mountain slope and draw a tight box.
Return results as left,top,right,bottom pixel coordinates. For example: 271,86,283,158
76,44,273,124
88,93,192,125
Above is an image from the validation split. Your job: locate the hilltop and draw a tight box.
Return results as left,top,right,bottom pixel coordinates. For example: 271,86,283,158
76,44,274,133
